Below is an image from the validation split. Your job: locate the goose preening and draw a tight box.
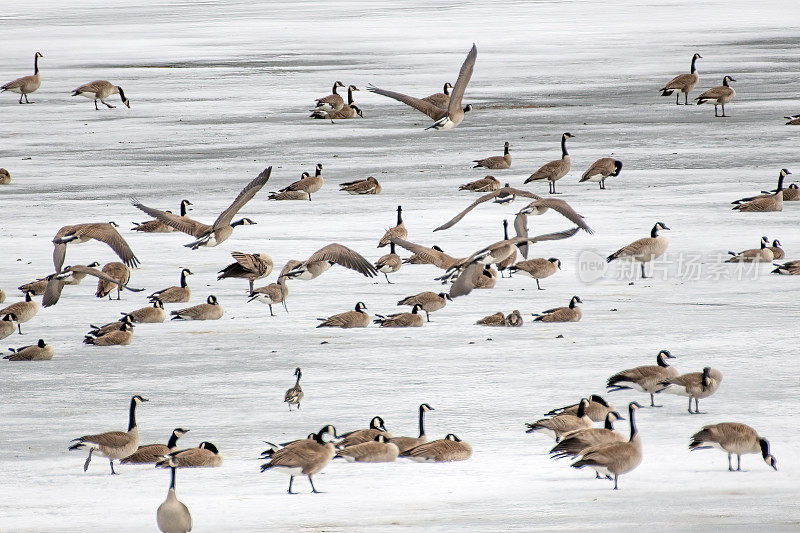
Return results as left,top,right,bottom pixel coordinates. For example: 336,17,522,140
459,175,500,192
580,158,622,190
378,205,407,247
400,433,472,462
659,53,701,105
339,176,381,195
374,242,402,283
0,168,10,185
689,423,777,472
388,404,435,453
249,261,297,316
95,262,135,300
310,103,363,122
260,425,337,494
772,260,800,275
524,132,574,194
732,169,789,212
284,244,378,280
275,164,324,200
768,239,785,260
0,291,38,333
313,81,348,112
88,315,133,337
156,464,192,533
71,80,130,109
316,301,370,328
217,252,274,292
170,296,224,321
606,222,670,279
1,52,42,104
0,313,19,341
509,257,561,290
397,292,451,322
571,402,643,489
83,322,135,346
475,267,498,290
473,142,511,169
125,299,167,323
149,269,193,304
132,200,191,233
725,236,774,263
122,428,189,464
533,295,583,323
156,441,223,468
656,367,723,414
549,411,625,461
476,311,505,326
284,368,303,410
366,82,453,121
607,350,679,407
545,395,617,422
526,398,593,441
19,261,100,295
336,435,400,463
4,338,53,361
68,395,148,474
696,75,736,117
425,44,476,130
52,222,139,272
338,416,391,447
374,304,425,327
505,310,523,327
131,167,270,249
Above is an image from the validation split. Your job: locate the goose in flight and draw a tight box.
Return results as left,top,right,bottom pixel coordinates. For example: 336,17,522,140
426,44,477,130
52,222,139,272
284,244,378,280
367,82,454,121
42,265,145,307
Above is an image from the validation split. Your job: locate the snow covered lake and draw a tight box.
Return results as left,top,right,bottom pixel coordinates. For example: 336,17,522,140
1,0,799,530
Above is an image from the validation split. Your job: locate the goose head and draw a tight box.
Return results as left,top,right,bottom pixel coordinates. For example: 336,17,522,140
420,403,435,412
173,428,190,437
350,104,363,117
207,295,218,305
463,104,473,113
232,217,256,227
199,441,219,454
374,434,389,443
759,438,778,471
438,292,453,301
411,304,423,314
569,296,583,308
548,258,562,269
132,395,149,404
355,301,367,312
36,339,46,348
612,160,623,176
445,434,462,442
117,86,131,108
370,416,387,432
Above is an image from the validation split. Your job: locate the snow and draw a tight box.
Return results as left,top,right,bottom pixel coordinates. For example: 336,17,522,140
2,0,800,531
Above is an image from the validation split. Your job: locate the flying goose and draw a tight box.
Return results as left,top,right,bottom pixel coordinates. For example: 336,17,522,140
388,404,435,453
0,168,10,185
392,238,462,270
689,423,777,472
339,176,381,195
379,205,407,247
122,428,189,464
0,291,38,333
426,44,476,130
526,398,593,441
278,164,324,200
4,338,53,361
95,262,133,299
284,368,303,410
52,222,139,272
656,366,723,414
260,426,337,493
366,82,454,121
336,434,400,463
524,133,574,194
397,292,451,322
1,52,42,104
125,299,167,323
606,222,670,278
131,167,270,248
149,269,193,303
170,296,223,321
509,257,561,290
317,301,370,328
249,261,297,316
374,242,402,283
696,75,736,116
71,80,130,109
132,200,191,233
313,81,346,111
459,175,500,192
401,433,472,462
0,313,18,341
571,401,643,489
69,395,147,474
533,295,582,323
88,315,133,337
19,261,101,295
659,53,701,105
772,260,800,275
218,252,274,292
284,244,378,280
580,158,622,190
607,350,679,407
83,322,135,346
156,464,192,533
156,441,223,468
515,198,593,235
549,411,625,461
545,395,617,422
374,304,425,327
473,142,511,169
725,236,774,263
338,417,391,447
476,311,505,326
732,169,789,212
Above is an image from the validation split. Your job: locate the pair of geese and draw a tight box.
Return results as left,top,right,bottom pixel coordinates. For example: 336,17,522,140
659,53,736,116
311,82,363,121
732,168,797,212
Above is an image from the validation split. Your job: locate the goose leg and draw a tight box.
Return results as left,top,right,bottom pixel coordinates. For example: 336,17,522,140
737,455,741,471
714,105,719,117
308,475,322,493
117,286,122,300
83,448,94,471
384,273,393,284
600,180,605,190
536,279,543,290
425,311,431,323
687,397,693,414
94,100,99,110
109,459,118,475
287,476,296,494
282,300,288,313
684,92,689,105
25,94,33,103
17,322,23,334
613,474,619,490
249,280,254,293
675,93,680,105
268,304,274,317
640,263,649,279
102,99,116,108
721,104,726,117
728,453,733,471
18,94,24,104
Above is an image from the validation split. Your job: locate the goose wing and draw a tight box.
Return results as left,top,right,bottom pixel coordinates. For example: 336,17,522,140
447,44,477,115
212,167,271,228
514,212,529,258
306,244,378,277
366,85,446,120
434,188,542,232
527,198,593,234
130,199,211,237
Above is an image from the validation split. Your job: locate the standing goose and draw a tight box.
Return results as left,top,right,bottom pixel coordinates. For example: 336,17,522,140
388,404,435,453
260,433,319,459
69,395,148,474
725,236,774,263
336,435,400,463
397,292,451,322
549,411,626,461
571,402,644,489
0,168,10,185
659,53,701,105
260,425,337,493
772,260,800,275
426,44,476,130
545,395,617,422
284,244,378,280
459,175,500,192
157,442,223,468
732,169,789,212
374,242,402,284
0,313,18,341
41,264,144,307
509,257,561,290
217,252,274,292
313,81,346,111
4,338,53,361
284,368,303,410
83,322,135,346
656,367,723,414
401,433,472,462
524,133,574,194
132,200,191,233
52,222,139,272
689,423,777,472
71,80,130,109
156,464,192,533
378,206,407,247
249,261,297,316
533,295,583,323
149,269,193,304
278,164,324,200
95,262,132,300
170,296,223,321
1,52,42,104
316,302,370,328
580,158,622,190
696,75,736,117
338,417,391,447
19,261,101,295
366,82,454,120
476,311,505,326
768,240,785,260
125,299,167,323
0,291,38,333
606,222,670,279
339,176,381,195
374,304,425,327
607,350,679,407
473,142,511,169
122,428,189,464
131,167,270,249
526,398,593,441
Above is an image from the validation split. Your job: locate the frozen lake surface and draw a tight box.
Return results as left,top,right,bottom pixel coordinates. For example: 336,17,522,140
2,1,800,531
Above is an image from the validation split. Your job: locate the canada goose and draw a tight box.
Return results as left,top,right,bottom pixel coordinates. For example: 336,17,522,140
696,75,736,117
656,366,723,414
131,167,270,249
775,183,800,201
401,433,472,462
786,113,800,125
19,261,101,295
156,464,192,533
459,175,500,192
515,198,593,236
125,299,167,323
660,53,701,105
425,44,475,130
397,291,451,322
313,81,346,111
4,338,53,361
732,169,789,212
71,80,130,109
41,264,144,307
388,404,435,453
0,313,18,340
580,158,622,190
689,423,777,472
375,304,425,328
422,82,453,108
607,350,679,407
132,200,191,233
533,295,583,323
606,222,670,278
550,411,625,461
88,315,133,337
378,206,407,248
317,301,370,328
285,368,303,410
366,82,455,120
217,252,274,292
475,266,498,289
338,417,391,447
249,261,297,316
284,244,378,279
84,322,135,346
278,164,324,200
509,257,561,290
69,395,147,474
526,398,593,441
505,310,523,327
149,269,193,303
476,311,505,326
375,242,402,283
260,426,337,494
312,103,363,121
496,219,518,277
170,296,223,321
95,262,131,299
0,168,10,185
393,239,462,270
726,236,774,263
17,279,49,296
524,133,574,194
545,395,617,422
336,434,400,463
473,142,511,169
1,52,42,104
772,260,800,275
571,401,643,489
260,433,317,459
52,222,139,272
0,291,38,333
268,178,311,201
122,428,189,464
339,176,381,195
157,441,223,468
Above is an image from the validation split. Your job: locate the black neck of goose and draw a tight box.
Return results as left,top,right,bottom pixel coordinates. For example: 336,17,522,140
180,201,188,217
503,221,509,240
569,298,576,309
34,54,39,75
180,271,188,287
504,143,509,156
657,353,668,368
561,135,569,158
651,225,659,238
397,207,403,225
332,83,339,94
117,87,126,101
295,371,302,386
701,370,710,391
443,83,450,95
169,466,177,489
576,401,586,418
128,398,138,431
418,405,426,437
760,240,767,249
389,242,396,255
628,405,638,441
722,77,730,87
690,55,698,74
604,414,614,430
25,292,32,302
348,87,355,105
313,431,325,444
167,432,180,448
759,438,770,459
777,173,785,192
231,219,244,227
